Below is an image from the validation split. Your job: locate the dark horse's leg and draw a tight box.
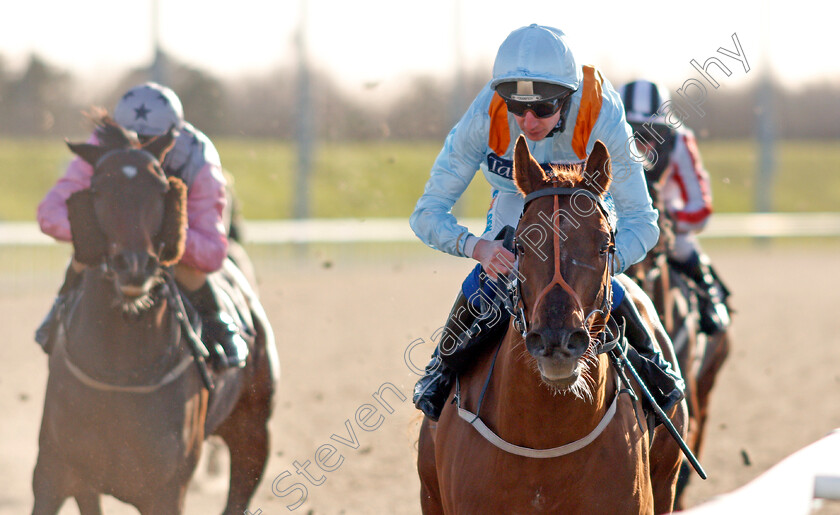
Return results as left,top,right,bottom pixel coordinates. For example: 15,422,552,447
74,492,103,515
31,487,65,515
32,442,72,515
135,487,189,515
215,318,274,515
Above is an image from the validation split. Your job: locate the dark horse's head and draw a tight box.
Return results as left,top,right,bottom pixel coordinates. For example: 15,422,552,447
66,117,187,312
512,135,614,396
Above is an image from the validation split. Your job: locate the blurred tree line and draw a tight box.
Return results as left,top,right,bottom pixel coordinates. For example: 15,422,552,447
1,51,838,141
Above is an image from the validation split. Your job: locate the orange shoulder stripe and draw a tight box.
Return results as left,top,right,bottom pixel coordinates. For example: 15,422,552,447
488,92,510,156
571,65,604,160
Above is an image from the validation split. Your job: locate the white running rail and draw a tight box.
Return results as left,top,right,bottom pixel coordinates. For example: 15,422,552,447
2,213,840,245
679,429,840,514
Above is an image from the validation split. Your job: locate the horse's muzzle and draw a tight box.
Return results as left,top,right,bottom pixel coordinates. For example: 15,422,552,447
109,250,160,297
525,327,589,359
526,327,590,384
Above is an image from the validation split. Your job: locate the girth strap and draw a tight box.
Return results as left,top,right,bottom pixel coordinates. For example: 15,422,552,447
54,330,195,394
456,369,625,459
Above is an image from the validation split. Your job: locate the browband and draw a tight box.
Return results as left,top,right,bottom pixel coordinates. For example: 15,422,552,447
523,187,612,223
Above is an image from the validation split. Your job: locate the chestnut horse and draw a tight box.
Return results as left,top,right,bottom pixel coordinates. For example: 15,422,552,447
31,119,279,515
625,163,731,508
418,136,686,514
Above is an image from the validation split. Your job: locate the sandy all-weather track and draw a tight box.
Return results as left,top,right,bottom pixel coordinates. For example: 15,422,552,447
1,242,839,514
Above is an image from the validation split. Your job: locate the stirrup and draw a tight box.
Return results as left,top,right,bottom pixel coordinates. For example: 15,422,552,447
204,312,248,369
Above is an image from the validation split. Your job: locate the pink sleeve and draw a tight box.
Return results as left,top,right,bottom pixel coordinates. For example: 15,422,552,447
37,155,95,242
180,162,229,273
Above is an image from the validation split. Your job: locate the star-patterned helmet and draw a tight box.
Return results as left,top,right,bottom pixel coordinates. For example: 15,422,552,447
114,82,184,137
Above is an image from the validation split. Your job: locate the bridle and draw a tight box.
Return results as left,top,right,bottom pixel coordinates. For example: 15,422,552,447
455,184,631,458
505,185,619,354
90,147,171,298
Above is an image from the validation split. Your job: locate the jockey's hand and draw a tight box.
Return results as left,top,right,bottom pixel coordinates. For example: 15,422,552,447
472,239,516,280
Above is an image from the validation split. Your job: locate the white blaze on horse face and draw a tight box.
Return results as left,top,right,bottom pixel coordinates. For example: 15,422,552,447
122,166,138,179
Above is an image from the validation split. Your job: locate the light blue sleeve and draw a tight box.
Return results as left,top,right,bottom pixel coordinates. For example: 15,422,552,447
409,88,492,257
589,80,659,273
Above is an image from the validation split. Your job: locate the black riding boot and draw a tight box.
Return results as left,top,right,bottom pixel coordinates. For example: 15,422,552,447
612,294,685,414
670,252,729,335
184,281,248,369
35,264,82,354
413,291,475,421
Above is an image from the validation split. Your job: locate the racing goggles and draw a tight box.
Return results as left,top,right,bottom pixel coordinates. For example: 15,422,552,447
504,93,570,118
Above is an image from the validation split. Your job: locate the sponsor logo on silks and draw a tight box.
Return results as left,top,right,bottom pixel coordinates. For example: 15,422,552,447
484,190,500,234
487,153,582,180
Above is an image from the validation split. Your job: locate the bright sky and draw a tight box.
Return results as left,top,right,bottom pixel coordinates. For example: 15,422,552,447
0,0,834,98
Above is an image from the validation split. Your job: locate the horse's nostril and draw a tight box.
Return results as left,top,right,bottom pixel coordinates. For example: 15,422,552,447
525,332,552,357
567,329,590,354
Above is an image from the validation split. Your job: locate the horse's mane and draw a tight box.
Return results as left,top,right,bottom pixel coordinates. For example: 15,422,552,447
85,108,141,150
542,162,613,232
545,163,587,189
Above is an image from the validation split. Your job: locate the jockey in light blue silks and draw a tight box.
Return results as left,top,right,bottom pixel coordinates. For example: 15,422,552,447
409,24,685,421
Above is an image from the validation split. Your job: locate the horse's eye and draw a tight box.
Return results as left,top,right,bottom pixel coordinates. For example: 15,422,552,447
599,244,611,256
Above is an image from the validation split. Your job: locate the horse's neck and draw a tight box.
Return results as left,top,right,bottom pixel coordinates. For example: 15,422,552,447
486,331,614,447
65,271,179,377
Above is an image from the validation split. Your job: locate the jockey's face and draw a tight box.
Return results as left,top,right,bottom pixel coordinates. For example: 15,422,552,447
512,110,562,142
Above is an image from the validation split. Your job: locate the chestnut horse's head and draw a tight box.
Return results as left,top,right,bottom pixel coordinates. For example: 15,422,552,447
66,117,187,310
511,135,615,394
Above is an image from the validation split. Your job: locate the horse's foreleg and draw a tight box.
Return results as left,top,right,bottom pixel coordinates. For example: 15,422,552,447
217,408,270,515
31,492,66,515
418,417,445,515
650,399,688,515
32,449,72,515
74,492,103,515
137,487,188,515
694,331,730,456
31,496,65,515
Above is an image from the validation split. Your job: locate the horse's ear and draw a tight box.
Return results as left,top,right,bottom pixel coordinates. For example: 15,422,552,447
582,140,612,197
66,189,108,265
66,140,108,167
513,135,548,196
142,128,177,164
156,176,187,266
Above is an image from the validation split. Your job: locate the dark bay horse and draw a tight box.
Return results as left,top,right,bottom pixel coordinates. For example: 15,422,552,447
625,164,731,508
418,136,686,514
32,119,279,515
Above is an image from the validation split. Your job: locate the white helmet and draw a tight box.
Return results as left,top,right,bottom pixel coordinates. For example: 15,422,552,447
490,24,581,92
618,80,670,125
114,82,184,137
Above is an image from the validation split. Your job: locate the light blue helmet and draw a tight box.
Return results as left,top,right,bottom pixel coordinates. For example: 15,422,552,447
490,24,581,93
114,82,184,137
